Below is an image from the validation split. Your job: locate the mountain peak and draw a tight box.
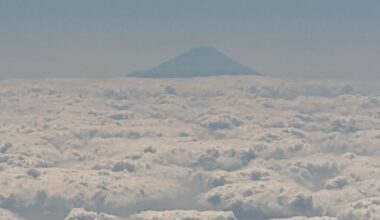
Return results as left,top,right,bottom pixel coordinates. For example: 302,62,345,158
129,47,261,78
186,46,225,54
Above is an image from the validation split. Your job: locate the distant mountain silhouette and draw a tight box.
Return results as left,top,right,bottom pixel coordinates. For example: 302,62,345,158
129,47,261,78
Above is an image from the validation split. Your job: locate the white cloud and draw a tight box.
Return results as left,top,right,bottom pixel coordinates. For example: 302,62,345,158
129,210,236,220
0,76,379,220
0,208,22,220
64,208,118,220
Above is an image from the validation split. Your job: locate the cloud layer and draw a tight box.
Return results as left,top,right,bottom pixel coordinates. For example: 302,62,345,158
0,76,379,220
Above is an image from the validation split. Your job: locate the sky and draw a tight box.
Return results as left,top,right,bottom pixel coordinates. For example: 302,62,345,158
0,0,379,80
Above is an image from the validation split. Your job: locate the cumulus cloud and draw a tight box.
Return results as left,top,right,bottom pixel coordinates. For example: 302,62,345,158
197,179,318,219
129,210,236,220
338,197,380,220
0,208,22,220
64,208,119,220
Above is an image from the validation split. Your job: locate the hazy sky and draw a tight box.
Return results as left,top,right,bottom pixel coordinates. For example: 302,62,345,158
0,0,379,79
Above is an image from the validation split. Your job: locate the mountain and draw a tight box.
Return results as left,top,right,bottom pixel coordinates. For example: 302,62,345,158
129,47,261,78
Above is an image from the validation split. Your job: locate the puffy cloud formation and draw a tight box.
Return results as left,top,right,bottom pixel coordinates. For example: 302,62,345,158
338,197,380,220
0,208,22,220
129,210,236,220
0,76,379,220
64,208,118,220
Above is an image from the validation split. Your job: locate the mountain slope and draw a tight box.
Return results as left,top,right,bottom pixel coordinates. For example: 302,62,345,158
129,47,261,78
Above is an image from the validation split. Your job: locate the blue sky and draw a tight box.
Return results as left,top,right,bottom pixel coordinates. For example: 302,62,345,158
0,0,379,79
